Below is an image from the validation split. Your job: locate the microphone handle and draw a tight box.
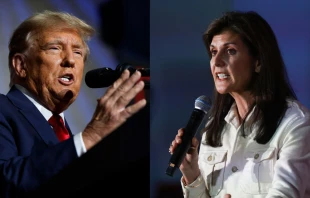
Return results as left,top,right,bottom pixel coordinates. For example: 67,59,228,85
120,67,150,77
116,63,150,77
117,66,150,89
137,68,150,77
166,108,205,177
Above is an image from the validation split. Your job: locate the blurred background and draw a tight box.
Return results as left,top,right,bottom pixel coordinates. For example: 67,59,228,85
150,0,310,197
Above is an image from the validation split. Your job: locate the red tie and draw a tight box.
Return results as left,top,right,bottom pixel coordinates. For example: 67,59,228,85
48,114,70,141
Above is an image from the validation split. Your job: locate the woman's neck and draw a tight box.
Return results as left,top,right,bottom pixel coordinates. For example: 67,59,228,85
230,92,255,123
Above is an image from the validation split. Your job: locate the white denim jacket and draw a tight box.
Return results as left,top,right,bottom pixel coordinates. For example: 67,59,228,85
181,99,310,198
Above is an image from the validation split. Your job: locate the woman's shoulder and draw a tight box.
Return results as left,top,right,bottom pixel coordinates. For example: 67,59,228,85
286,99,310,119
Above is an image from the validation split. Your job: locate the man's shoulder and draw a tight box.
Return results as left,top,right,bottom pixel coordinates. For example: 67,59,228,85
0,93,15,113
0,93,9,104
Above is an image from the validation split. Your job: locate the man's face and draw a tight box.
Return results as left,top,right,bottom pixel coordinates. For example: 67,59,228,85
24,28,86,113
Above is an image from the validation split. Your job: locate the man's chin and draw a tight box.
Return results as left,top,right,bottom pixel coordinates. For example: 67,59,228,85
62,90,75,101
49,89,78,112
57,89,77,105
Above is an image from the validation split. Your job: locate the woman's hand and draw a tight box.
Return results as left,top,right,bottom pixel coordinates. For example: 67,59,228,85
169,128,200,185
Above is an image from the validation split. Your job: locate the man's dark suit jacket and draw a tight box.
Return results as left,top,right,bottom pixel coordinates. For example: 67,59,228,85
0,85,150,198
0,85,78,197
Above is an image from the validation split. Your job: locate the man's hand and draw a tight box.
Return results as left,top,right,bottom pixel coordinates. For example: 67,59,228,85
82,69,146,150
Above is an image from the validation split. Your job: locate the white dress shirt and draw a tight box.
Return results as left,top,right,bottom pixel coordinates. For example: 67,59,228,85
15,84,87,157
181,99,310,198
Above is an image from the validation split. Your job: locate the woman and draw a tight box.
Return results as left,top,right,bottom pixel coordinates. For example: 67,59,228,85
170,11,310,198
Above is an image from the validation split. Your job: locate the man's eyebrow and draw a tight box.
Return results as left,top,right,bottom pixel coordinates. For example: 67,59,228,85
41,39,84,49
40,40,62,48
72,43,84,49
46,39,63,44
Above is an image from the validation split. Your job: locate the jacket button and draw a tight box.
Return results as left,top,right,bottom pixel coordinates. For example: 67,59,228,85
207,155,212,161
254,153,259,159
232,166,238,173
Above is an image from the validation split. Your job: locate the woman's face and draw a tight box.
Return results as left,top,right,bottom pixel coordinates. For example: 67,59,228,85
210,30,257,97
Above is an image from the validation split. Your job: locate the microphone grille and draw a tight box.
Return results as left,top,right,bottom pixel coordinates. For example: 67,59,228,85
195,95,212,114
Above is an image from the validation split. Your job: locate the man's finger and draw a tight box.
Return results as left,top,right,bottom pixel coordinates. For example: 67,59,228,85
120,98,147,120
114,80,145,109
101,69,131,101
107,70,142,105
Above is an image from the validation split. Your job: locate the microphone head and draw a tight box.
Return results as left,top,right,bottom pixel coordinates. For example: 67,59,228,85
195,95,212,114
85,67,118,88
116,63,136,75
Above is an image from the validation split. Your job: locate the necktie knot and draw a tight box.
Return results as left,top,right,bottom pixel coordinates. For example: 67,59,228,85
48,114,70,141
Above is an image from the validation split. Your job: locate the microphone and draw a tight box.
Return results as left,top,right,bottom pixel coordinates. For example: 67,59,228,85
85,63,150,88
166,95,211,177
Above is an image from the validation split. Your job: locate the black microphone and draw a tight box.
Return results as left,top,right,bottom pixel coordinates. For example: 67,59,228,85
85,63,150,88
166,95,211,177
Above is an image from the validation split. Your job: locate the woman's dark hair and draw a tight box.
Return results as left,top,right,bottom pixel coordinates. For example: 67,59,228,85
202,11,297,147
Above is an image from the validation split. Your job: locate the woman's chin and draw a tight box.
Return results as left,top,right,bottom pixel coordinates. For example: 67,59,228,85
216,88,229,95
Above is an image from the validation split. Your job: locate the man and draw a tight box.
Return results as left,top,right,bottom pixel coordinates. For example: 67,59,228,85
0,10,147,197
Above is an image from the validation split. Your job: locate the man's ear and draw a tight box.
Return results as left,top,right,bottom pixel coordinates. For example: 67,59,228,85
255,59,261,73
12,53,27,78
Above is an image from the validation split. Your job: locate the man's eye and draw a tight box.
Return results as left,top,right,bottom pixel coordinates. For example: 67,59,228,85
74,51,83,56
49,47,59,50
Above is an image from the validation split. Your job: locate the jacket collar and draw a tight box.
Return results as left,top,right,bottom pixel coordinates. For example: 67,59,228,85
6,85,72,145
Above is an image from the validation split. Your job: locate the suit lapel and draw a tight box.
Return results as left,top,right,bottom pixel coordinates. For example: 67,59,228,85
64,119,73,138
7,86,59,145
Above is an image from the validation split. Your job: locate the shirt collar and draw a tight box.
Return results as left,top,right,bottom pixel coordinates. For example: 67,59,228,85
224,102,256,130
14,84,65,122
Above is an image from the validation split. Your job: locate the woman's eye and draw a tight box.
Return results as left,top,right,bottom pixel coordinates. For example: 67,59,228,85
227,49,236,55
210,50,217,56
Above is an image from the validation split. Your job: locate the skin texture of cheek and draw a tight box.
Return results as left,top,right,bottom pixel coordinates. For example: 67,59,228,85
211,57,254,95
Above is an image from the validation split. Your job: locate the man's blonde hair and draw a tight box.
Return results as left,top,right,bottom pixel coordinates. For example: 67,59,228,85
8,10,95,87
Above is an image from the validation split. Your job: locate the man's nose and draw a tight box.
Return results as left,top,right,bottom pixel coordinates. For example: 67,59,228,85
61,50,75,68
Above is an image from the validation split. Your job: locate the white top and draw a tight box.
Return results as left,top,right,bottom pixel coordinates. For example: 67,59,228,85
15,84,87,157
181,99,310,198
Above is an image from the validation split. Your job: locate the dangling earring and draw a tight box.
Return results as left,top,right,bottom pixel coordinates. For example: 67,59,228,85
255,65,261,73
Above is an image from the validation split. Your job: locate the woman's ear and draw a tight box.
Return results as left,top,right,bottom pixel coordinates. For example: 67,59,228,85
12,53,27,78
255,59,261,73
